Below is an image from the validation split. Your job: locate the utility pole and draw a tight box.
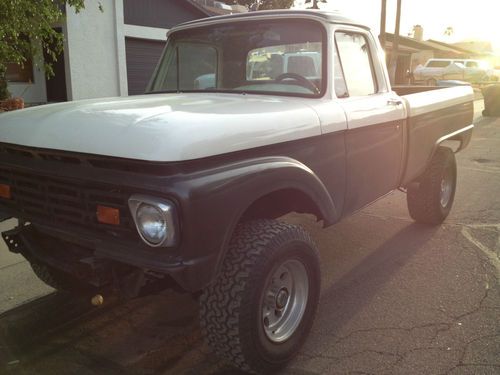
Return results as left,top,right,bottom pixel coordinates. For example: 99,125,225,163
380,0,387,52
388,0,402,84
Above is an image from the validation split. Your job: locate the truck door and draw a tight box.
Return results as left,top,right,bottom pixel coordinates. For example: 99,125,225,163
334,30,406,215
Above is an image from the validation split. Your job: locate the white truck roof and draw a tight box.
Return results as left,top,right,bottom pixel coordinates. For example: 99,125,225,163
171,9,369,33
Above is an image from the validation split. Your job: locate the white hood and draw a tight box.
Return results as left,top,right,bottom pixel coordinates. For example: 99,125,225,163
0,93,321,162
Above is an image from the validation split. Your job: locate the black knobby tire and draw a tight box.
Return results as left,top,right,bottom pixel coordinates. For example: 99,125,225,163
407,147,457,224
199,219,321,374
30,262,86,292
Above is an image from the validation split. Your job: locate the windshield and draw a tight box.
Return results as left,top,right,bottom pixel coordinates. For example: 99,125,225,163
147,19,325,97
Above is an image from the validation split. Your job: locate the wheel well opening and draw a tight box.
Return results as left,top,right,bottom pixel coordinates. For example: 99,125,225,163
240,189,323,223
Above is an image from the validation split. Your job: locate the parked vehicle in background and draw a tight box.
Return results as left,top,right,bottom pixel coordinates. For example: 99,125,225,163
195,50,322,89
0,10,475,374
414,58,494,85
247,51,322,80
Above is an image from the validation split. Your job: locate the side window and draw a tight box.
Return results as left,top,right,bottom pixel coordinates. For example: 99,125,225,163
466,61,478,68
333,49,348,98
335,32,376,97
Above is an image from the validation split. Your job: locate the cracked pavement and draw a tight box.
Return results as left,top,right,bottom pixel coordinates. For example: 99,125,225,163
0,100,499,374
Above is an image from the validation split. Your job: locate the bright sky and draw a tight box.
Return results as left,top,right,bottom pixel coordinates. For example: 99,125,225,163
293,0,500,51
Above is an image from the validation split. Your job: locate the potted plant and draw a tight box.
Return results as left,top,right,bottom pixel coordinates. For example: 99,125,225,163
0,66,25,113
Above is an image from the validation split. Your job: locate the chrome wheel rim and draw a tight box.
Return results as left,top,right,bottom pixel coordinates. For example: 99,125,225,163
440,169,453,208
261,259,309,343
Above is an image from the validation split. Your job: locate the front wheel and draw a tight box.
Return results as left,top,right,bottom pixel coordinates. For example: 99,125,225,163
200,219,321,374
407,147,457,224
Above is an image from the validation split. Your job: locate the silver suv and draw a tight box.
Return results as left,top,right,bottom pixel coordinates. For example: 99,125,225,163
414,58,493,84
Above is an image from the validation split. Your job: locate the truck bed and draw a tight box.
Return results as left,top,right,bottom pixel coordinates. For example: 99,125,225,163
394,85,475,185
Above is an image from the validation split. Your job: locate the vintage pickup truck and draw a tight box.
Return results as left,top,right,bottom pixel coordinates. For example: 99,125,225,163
0,10,474,374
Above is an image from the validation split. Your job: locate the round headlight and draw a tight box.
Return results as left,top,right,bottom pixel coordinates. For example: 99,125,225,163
136,203,168,245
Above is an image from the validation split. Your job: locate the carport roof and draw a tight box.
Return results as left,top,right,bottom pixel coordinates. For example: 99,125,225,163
384,33,473,56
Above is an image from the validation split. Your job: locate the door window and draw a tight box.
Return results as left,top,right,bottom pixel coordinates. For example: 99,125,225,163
335,32,377,97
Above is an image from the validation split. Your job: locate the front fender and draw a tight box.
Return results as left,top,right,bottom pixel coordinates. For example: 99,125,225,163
174,156,338,290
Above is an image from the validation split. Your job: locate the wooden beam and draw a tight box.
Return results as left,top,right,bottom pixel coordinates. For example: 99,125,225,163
389,0,402,84
380,0,387,52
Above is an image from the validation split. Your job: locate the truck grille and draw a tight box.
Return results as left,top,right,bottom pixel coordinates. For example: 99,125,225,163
0,167,134,235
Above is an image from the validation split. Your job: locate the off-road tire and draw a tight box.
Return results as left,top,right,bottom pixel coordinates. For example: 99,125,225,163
30,262,86,292
199,219,321,374
407,147,457,224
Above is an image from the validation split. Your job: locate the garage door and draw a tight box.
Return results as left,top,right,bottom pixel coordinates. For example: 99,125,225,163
125,38,166,95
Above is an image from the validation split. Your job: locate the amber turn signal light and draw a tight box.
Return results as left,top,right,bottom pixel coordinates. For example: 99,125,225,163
0,184,11,199
96,205,120,225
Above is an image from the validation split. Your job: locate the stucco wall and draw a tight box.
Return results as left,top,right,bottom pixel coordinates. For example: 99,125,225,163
65,0,123,100
10,0,174,103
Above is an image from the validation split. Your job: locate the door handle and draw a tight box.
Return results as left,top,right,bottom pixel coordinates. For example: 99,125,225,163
387,98,403,106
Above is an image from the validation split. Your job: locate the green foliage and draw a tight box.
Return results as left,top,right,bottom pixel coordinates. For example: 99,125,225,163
259,0,294,9
0,0,95,99
221,0,294,10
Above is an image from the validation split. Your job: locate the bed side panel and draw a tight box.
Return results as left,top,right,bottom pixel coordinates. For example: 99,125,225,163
402,86,474,185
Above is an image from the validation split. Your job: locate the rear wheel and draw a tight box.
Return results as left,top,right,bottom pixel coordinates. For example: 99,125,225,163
199,219,321,374
407,147,457,224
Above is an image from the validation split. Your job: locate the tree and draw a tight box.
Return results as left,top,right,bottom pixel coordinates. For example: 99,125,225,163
444,26,454,37
304,0,328,9
0,0,97,100
221,0,294,11
221,0,331,11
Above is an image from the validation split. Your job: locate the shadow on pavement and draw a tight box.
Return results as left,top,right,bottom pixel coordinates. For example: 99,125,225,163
0,223,438,375
319,223,439,334
0,292,116,372
0,289,241,374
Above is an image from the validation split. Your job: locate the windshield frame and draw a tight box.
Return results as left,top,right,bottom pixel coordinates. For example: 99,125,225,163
145,18,328,99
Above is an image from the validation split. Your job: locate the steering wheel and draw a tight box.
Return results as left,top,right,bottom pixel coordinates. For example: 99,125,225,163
275,73,320,94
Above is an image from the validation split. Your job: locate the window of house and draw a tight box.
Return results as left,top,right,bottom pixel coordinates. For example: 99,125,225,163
335,32,377,97
5,59,34,83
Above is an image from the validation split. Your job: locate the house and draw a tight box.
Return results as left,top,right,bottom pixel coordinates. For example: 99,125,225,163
6,0,241,104
383,29,477,84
